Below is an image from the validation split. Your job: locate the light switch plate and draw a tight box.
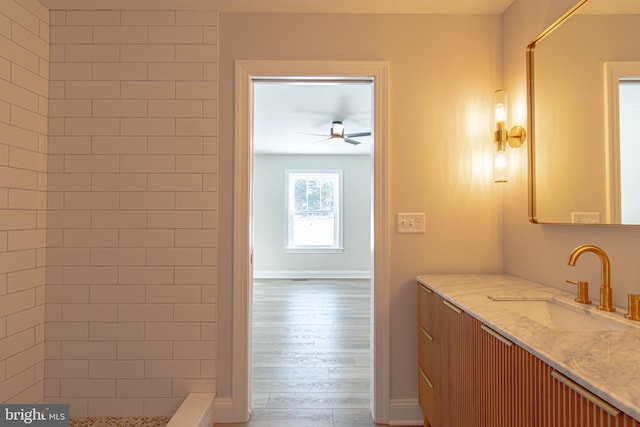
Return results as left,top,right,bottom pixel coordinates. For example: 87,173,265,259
397,212,425,233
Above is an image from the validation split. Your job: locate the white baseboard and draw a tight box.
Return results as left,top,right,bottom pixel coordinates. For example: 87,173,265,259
388,399,423,426
253,270,371,280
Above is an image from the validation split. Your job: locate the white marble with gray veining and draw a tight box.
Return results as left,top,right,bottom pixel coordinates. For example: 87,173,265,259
417,273,640,422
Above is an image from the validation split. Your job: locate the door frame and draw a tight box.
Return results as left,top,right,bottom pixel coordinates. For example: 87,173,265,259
231,60,390,423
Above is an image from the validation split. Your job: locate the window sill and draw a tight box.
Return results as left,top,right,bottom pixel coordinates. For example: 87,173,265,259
284,247,344,254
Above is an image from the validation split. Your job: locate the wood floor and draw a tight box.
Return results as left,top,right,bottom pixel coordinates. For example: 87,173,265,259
215,279,392,427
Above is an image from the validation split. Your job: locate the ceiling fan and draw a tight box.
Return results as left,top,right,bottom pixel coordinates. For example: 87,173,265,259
304,121,371,145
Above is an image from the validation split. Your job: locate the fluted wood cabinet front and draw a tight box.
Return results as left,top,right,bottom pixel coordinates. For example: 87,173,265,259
417,281,640,427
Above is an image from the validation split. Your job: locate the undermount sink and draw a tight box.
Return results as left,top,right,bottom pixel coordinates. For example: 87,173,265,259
488,297,636,331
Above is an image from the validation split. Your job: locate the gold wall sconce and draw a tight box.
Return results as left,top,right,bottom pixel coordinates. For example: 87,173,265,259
494,89,526,183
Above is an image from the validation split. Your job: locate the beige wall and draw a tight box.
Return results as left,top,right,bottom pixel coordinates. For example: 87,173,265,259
0,0,49,406
44,9,218,416
503,0,640,308
218,12,504,402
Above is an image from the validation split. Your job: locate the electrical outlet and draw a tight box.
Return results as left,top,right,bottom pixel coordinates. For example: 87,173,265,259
397,212,425,233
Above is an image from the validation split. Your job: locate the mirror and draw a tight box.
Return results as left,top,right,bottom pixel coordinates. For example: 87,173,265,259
527,0,640,225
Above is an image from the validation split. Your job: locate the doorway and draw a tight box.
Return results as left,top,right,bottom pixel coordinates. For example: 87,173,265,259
231,60,390,424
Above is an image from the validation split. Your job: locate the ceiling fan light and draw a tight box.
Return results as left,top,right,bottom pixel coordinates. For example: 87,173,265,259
331,121,344,137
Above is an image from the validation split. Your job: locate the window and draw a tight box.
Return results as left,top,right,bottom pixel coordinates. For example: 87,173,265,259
285,170,343,252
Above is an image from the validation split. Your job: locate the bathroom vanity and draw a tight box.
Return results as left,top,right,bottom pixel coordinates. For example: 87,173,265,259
417,274,640,427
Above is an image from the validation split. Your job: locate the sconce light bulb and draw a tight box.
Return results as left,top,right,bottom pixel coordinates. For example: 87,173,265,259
495,103,506,125
494,144,508,183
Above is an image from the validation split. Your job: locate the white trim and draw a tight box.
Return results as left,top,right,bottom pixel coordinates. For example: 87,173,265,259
253,270,371,280
388,399,423,426
231,60,390,424
604,61,640,224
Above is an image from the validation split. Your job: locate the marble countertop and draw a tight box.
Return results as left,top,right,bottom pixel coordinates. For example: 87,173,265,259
417,273,640,421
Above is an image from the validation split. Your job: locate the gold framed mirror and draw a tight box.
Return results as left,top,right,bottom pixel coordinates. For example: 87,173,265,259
527,0,640,225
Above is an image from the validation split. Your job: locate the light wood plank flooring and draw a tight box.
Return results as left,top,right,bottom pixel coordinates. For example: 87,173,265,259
215,279,393,426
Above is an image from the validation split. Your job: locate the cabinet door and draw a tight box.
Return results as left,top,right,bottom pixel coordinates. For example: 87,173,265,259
478,324,538,427
439,298,479,427
538,368,640,427
417,283,441,426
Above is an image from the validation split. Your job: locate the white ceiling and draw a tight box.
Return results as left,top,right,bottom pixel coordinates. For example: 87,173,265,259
40,0,515,14
253,80,373,155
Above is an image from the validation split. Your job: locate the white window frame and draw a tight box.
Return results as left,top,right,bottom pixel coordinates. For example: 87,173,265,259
284,169,344,253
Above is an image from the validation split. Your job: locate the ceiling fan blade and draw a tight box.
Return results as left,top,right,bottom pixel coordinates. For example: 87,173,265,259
344,131,371,138
297,132,331,137
344,137,362,145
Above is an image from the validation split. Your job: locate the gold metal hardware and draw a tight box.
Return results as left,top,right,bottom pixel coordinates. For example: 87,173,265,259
625,294,640,321
480,324,513,347
442,300,462,314
420,327,433,341
565,279,592,304
420,369,433,389
566,244,615,312
551,370,621,417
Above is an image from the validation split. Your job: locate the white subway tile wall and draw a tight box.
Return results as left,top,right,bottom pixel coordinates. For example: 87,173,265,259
0,0,50,406
44,9,219,417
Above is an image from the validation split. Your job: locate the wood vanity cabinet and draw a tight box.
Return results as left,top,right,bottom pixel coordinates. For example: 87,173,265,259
417,281,640,427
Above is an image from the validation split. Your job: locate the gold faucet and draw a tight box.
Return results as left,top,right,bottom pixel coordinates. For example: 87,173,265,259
566,244,615,312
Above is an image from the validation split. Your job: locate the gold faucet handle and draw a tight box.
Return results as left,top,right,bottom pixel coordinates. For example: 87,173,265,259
625,294,640,321
566,279,592,304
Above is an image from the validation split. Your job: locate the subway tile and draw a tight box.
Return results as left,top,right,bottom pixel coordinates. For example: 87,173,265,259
89,360,144,379
117,266,174,285
8,189,46,210
10,104,47,134
48,173,91,191
142,398,182,417
91,211,147,229
112,226,167,249
48,136,91,155
92,136,147,154
117,379,171,398
0,250,37,274
173,341,216,360
46,248,90,266
148,100,202,118
64,155,120,173
121,81,174,99
175,266,216,285
0,121,39,151
66,11,121,26
61,379,115,398
0,79,39,112
45,360,88,379
89,285,145,303
120,45,174,63
175,44,216,63
121,118,175,136
49,99,92,117
147,210,202,228
63,266,118,285
121,11,175,26
45,285,89,303
62,304,117,322
93,63,148,81
0,368,36,403
117,304,173,322
49,26,93,44
62,229,118,247
49,11,66,26
147,248,201,266
46,211,91,228
147,174,202,192
0,329,34,361
65,81,121,99
46,228,64,247
11,22,49,58
90,248,146,266
12,63,48,96
176,11,217,26
93,26,148,44
65,118,120,136
149,26,202,44
61,341,116,360
117,341,172,360
148,63,202,81
45,322,89,341
87,398,143,417
6,305,44,335
202,63,217,81
145,285,201,303
202,210,218,228
119,155,175,173
174,304,216,322
0,288,36,317
90,322,144,341
92,100,147,118
1,1,40,33
176,118,217,136
145,322,200,341
148,136,202,154
9,145,46,172
201,322,216,340
171,379,215,397
49,397,88,417
203,27,217,44
174,192,216,211
49,45,65,63
0,210,37,230
176,155,216,173
91,174,147,191
0,32,39,73
201,360,216,379
0,58,9,80
0,12,8,38
203,100,217,118
202,248,217,266
7,266,45,293
119,192,175,210
46,304,62,322
144,360,200,379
